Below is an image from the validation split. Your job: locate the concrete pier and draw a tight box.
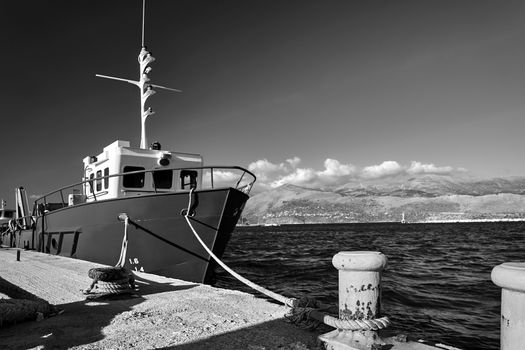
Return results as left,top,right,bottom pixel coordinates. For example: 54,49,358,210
0,248,460,350
491,262,525,350
0,248,319,349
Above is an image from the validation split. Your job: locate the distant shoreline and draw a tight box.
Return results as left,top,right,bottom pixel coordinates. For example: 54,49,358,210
417,218,525,224
238,218,525,226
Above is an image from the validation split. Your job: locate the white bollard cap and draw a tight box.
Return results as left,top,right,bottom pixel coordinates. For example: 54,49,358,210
492,262,525,292
332,251,387,272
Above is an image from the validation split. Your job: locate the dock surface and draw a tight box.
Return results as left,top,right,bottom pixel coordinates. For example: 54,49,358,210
0,248,320,349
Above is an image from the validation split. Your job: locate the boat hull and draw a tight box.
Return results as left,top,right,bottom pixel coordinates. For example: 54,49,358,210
10,188,247,283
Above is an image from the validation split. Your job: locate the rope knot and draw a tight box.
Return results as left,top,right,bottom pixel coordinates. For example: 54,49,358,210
286,305,322,330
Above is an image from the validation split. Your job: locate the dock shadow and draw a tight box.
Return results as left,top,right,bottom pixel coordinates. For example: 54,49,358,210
0,274,197,350
0,275,48,301
160,317,324,350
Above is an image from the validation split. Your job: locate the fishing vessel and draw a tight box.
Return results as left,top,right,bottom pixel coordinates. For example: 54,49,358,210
0,200,16,236
0,2,256,284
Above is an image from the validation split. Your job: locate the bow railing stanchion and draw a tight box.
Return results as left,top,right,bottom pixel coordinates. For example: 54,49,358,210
235,172,245,189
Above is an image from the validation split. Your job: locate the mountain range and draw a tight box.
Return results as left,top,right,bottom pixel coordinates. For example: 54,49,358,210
242,174,525,224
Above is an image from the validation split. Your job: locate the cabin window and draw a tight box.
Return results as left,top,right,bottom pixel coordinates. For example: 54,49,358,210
153,169,173,189
89,173,95,194
96,170,102,191
104,168,109,189
123,166,145,188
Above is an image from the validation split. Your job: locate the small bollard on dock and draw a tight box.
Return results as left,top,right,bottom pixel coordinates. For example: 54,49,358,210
319,251,388,350
491,262,525,350
16,249,20,261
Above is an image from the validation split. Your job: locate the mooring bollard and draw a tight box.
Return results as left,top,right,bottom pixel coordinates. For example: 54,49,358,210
319,251,388,350
16,250,20,261
491,262,525,350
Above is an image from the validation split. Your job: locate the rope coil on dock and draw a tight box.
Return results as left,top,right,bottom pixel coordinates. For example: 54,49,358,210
83,267,136,298
183,189,390,331
83,218,136,298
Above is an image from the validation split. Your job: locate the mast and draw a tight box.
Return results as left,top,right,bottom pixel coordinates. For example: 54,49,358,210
95,0,181,149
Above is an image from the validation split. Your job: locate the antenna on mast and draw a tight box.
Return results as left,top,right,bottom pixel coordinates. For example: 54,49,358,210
95,0,181,149
141,0,146,47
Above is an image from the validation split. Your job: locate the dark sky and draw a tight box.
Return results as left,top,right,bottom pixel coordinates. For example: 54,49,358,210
2,0,525,200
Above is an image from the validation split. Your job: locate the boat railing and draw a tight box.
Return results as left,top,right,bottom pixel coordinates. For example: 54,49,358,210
32,166,256,216
7,215,35,232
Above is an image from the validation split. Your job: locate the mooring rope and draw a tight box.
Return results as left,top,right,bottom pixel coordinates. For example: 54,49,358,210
183,188,390,331
115,215,129,268
184,189,294,307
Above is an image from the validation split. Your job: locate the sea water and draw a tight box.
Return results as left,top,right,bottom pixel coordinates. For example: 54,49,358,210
214,222,525,350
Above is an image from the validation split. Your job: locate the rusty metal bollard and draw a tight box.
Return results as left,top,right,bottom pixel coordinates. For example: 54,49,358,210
491,262,525,350
319,251,388,350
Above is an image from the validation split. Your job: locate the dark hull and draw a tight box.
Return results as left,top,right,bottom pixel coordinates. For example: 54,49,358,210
9,188,247,283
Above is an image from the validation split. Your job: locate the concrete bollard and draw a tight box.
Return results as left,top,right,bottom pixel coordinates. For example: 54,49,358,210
491,262,525,350
319,251,388,350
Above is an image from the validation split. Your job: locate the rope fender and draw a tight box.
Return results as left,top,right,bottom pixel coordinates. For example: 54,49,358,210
183,188,390,331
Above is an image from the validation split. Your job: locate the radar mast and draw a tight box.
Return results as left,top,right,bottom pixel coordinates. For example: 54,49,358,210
95,0,181,149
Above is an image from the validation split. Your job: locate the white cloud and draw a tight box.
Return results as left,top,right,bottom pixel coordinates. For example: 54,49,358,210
407,161,453,175
319,158,356,177
246,157,465,190
271,168,318,188
248,159,289,183
286,157,301,168
361,161,403,179
251,158,356,189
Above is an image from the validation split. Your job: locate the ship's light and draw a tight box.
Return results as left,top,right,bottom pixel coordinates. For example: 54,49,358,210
158,158,170,166
158,151,171,166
